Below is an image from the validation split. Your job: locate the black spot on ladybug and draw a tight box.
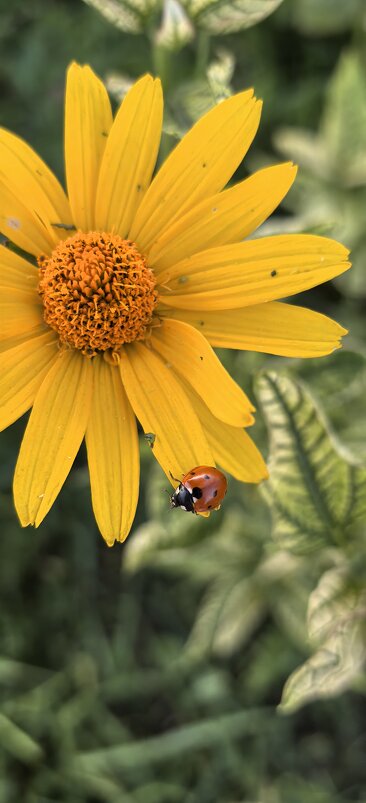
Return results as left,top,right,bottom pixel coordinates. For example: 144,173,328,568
207,504,212,509
213,489,218,497
191,486,203,499
271,269,277,277
189,470,196,475
204,474,210,480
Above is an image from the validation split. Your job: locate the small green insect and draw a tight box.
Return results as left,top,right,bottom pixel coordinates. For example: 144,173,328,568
144,432,156,448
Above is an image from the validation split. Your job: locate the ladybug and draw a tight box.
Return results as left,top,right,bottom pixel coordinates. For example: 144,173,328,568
170,466,227,516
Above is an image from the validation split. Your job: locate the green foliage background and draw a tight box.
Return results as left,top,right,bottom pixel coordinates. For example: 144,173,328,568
0,0,366,800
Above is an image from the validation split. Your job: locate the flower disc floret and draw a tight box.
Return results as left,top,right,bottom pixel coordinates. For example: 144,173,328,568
38,231,157,355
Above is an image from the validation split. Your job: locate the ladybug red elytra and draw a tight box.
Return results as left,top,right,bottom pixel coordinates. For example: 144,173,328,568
170,466,227,516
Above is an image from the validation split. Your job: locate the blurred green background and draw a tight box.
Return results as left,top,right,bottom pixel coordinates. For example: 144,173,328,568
1,0,366,801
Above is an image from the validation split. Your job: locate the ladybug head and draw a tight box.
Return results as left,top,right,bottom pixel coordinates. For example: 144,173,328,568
170,483,195,513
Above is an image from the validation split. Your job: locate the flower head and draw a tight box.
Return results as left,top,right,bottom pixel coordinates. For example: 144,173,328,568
0,64,350,545
38,231,157,355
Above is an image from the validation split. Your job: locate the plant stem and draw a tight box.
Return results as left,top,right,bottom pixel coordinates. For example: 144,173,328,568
195,30,210,77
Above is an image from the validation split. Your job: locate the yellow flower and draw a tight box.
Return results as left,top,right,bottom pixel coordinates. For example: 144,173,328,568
0,64,350,545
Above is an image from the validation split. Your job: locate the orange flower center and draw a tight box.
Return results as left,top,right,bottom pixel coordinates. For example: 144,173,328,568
38,231,158,356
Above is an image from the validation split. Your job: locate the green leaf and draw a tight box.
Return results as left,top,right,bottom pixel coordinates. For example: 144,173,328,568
168,77,225,131
185,573,264,658
124,520,193,572
298,350,366,407
183,0,284,33
273,128,330,177
105,72,134,103
280,568,366,712
256,371,366,554
296,350,366,462
82,0,161,33
155,0,194,51
206,49,234,100
290,0,362,36
0,713,43,764
273,52,366,301
186,550,308,658
320,51,366,179
164,52,234,138
72,707,269,772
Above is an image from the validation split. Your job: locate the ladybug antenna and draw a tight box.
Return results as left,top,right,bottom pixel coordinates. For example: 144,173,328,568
169,470,180,484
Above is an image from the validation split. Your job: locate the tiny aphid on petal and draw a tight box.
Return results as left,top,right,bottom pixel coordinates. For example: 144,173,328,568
144,432,156,448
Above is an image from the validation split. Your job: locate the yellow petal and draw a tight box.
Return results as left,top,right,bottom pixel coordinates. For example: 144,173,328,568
151,318,254,427
0,128,72,248
162,302,348,357
0,243,46,343
14,350,93,527
184,383,268,483
65,62,113,230
0,245,39,296
150,163,297,271
1,295,44,340
0,330,58,431
0,180,55,256
130,90,262,252
158,235,351,310
0,327,47,354
86,358,139,546
95,75,163,237
119,342,214,484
